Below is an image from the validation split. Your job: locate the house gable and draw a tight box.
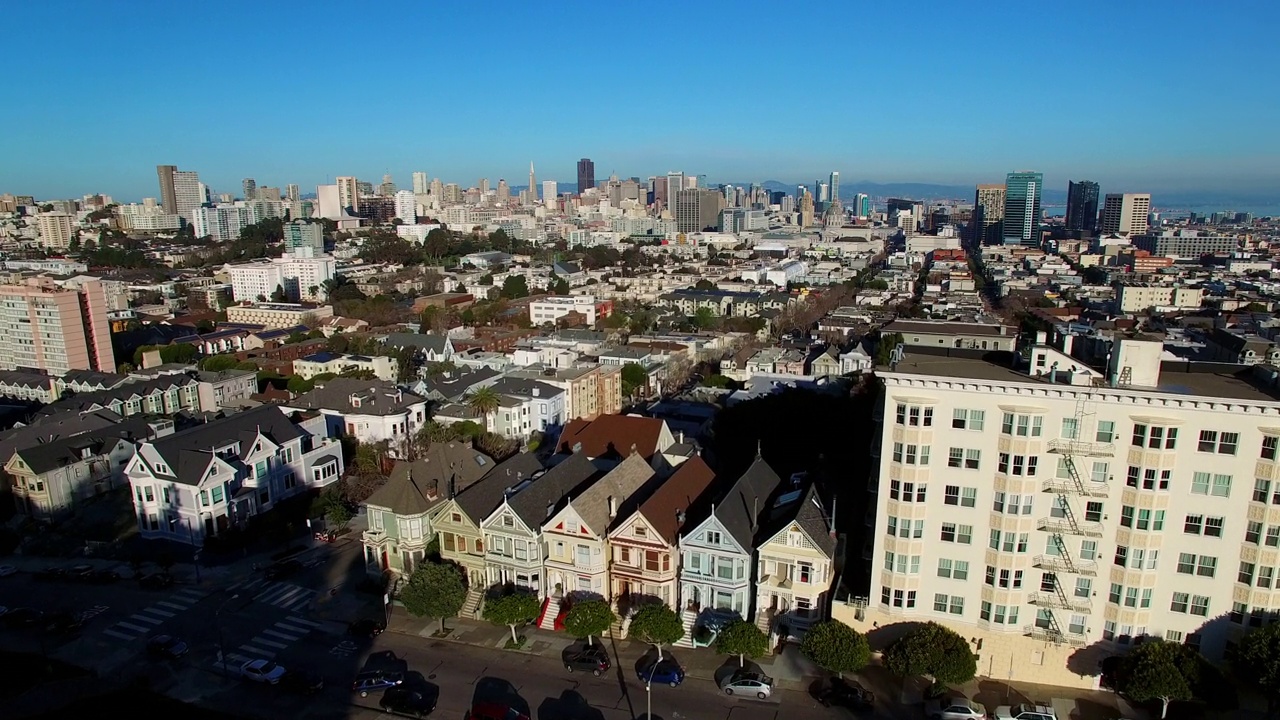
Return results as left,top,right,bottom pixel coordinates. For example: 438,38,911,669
197,455,237,490
607,510,667,549
428,498,477,531
482,500,536,537
760,521,831,560
542,502,597,541
680,514,746,556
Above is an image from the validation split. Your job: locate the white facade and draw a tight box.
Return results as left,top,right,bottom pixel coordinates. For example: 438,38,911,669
529,295,597,326
293,353,398,382
1116,285,1204,313
172,170,204,218
35,213,76,249
838,340,1280,689
542,181,558,206
394,190,417,223
192,205,250,242
224,255,336,303
1101,193,1151,236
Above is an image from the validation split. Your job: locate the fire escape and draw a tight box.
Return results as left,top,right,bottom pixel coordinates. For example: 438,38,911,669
1028,396,1111,646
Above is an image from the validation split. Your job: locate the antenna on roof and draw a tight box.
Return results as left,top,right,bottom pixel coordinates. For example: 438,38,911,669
755,439,762,460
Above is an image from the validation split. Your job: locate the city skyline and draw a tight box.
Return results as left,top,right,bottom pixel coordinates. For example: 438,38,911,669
2,1,1277,202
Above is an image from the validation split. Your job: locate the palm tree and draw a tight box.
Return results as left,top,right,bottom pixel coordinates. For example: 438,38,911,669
466,386,501,430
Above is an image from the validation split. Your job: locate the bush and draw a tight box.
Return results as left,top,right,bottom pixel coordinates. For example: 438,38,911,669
883,622,976,686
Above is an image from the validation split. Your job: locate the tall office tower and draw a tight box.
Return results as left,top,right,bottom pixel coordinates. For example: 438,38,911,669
1100,193,1152,235
666,172,686,203
1065,181,1100,233
652,177,668,208
172,170,204,218
496,179,510,203
286,184,300,202
0,277,116,374
685,176,698,190
829,172,841,202
156,165,178,215
429,178,444,200
394,190,417,224
412,172,428,195
283,221,325,255
1001,171,1043,245
480,178,491,193
818,183,829,204
242,178,257,201
673,188,725,233
35,213,76,249
357,180,374,196
853,193,871,218
798,190,815,227
528,162,537,204
973,184,1007,245
542,180,557,207
379,174,396,196
336,176,359,213
577,158,595,194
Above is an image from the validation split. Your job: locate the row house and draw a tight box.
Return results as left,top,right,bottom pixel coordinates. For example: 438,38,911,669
282,378,428,454
37,373,207,419
753,482,838,640
126,405,343,546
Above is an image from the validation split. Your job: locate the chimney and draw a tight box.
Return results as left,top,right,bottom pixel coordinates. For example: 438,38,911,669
677,430,684,444
546,500,555,519
829,494,838,538
751,497,758,531
608,496,616,519
630,443,637,456
676,509,686,526
572,442,583,454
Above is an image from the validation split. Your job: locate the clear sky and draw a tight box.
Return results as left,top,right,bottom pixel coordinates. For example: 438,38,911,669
3,0,1278,202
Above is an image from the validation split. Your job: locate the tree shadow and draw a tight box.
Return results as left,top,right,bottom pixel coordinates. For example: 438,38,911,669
865,620,924,651
474,676,531,720
1064,640,1114,685
361,650,408,674
713,657,762,687
972,680,1031,712
536,689,606,720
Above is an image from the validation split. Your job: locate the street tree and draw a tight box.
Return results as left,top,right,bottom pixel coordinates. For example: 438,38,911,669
500,275,529,299
1233,622,1280,717
692,306,717,329
627,604,685,658
800,620,870,678
620,362,648,398
715,620,768,667
399,561,467,633
466,386,501,426
883,622,976,687
563,599,615,646
1112,640,1200,719
482,591,541,645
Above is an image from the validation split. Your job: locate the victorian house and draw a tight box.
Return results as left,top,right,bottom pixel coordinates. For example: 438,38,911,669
753,482,837,642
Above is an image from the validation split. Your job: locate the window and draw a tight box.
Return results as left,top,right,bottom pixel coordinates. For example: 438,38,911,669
992,491,1005,513
1197,556,1217,577
1232,602,1247,625
945,486,960,505
1002,413,1042,437
199,490,208,506
1137,509,1153,530
1171,592,1189,613
1124,587,1138,608
211,485,224,503
940,523,972,544
1256,478,1272,503
893,443,903,463
1240,561,1256,585
1261,567,1276,589
985,566,996,586
1115,546,1128,567
961,487,976,507
1269,526,1280,548
953,560,969,579
1141,589,1153,608
1191,595,1210,617
934,593,949,613
953,409,984,430
1213,474,1232,497
937,559,953,578
941,523,957,542
705,531,721,545
1177,553,1196,574
949,596,963,615
1204,517,1224,537
1133,424,1177,449
1199,430,1238,455
1085,502,1103,523
1120,506,1134,528
1080,540,1098,560
1061,418,1079,440
898,404,933,427
948,448,963,468
1091,462,1109,483
1096,420,1115,443
1184,514,1203,534
964,449,980,469
980,601,991,621
1264,436,1279,461
998,453,1009,474
1247,521,1263,544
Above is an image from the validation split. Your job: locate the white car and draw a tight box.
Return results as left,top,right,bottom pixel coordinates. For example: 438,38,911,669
0,566,17,577
927,697,987,720
994,703,1057,720
239,659,287,684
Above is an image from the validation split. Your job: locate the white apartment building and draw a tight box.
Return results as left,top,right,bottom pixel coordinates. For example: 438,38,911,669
1116,284,1204,313
292,351,398,382
35,213,76,249
394,190,417,223
836,338,1280,689
223,254,336,303
115,203,181,231
225,303,334,329
1100,194,1151,236
529,295,597,326
192,205,250,242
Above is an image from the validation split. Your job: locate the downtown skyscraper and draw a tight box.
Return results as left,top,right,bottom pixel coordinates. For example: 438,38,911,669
1001,171,1043,245
1065,180,1100,233
829,171,840,203
576,158,595,194
973,184,1006,246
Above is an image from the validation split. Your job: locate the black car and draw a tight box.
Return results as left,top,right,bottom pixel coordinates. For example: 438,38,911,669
84,569,119,585
380,687,438,718
43,612,83,636
816,677,874,711
561,645,610,676
2,607,44,628
146,634,190,660
280,670,326,695
138,572,174,590
34,567,69,583
348,618,386,638
264,560,303,580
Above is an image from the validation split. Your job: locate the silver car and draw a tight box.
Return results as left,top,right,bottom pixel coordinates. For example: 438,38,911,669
994,703,1057,720
927,696,987,720
719,670,773,699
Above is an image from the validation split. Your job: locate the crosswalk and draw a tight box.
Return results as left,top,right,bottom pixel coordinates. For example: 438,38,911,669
101,586,208,642
230,577,317,612
214,615,321,671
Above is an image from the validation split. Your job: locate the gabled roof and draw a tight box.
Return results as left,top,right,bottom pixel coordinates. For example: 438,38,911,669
382,333,450,353
714,455,784,550
455,452,545,524
556,415,667,460
147,405,304,486
37,373,198,418
761,482,836,558
12,416,159,475
416,367,501,402
505,451,603,528
365,441,494,516
567,453,655,536
287,378,425,415
635,456,717,544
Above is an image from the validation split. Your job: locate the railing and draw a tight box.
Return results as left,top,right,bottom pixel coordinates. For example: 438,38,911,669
1041,477,1110,497
1032,555,1097,575
1046,439,1115,457
362,528,386,543
1024,624,1087,646
1037,517,1104,537
1027,591,1092,613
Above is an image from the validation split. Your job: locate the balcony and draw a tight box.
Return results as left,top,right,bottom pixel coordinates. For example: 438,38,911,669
362,528,387,544
1024,624,1087,646
759,573,794,590
1046,439,1115,457
1040,477,1109,497
1027,592,1092,613
1037,517,1103,537
1032,555,1097,576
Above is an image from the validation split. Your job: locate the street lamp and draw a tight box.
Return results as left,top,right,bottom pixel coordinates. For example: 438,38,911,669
169,516,201,583
214,593,241,679
644,653,661,720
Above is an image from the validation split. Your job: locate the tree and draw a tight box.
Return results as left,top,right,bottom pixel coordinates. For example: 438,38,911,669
691,306,717,330
883,622,976,687
200,354,240,372
800,620,870,678
716,620,768,667
563,599,615,646
466,386,501,425
500,275,530,299
398,561,467,633
627,604,684,657
1233,622,1280,717
549,276,571,296
270,284,288,303
620,362,648,398
483,591,541,645
694,279,715,290
287,375,315,394
1113,640,1200,719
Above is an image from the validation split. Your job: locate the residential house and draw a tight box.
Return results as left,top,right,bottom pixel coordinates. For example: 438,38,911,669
481,452,603,598
7,417,172,520
282,378,428,455
678,454,783,634
409,367,501,404
431,452,544,598
197,369,257,409
36,373,207,419
839,346,873,374
543,453,656,603
58,370,132,395
608,456,716,612
774,349,807,375
555,414,677,474
292,352,398,382
486,377,567,439
753,482,837,641
318,316,369,337
126,405,343,546
361,441,494,577
807,347,841,377
0,370,58,403
507,366,623,422
381,333,456,364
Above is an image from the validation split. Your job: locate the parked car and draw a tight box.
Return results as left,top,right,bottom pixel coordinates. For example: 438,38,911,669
138,572,174,590
719,670,774,699
816,677,874,711
380,686,439,718
994,704,1057,720
84,569,119,585
348,618,386,638
926,696,986,720
561,645,610,676
2,607,43,628
43,611,83,636
68,564,95,580
637,658,685,687
465,701,530,720
33,567,69,583
279,670,326,695
240,659,287,684
146,634,189,660
264,560,303,580
0,565,17,577
351,670,404,697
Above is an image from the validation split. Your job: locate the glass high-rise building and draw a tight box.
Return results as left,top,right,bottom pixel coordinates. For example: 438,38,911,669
1065,180,1100,233
576,158,595,195
1001,171,1043,245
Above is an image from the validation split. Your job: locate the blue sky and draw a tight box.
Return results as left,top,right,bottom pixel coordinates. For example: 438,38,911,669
2,0,1278,202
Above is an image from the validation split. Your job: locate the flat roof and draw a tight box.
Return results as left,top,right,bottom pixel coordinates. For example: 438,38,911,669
886,353,1280,404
